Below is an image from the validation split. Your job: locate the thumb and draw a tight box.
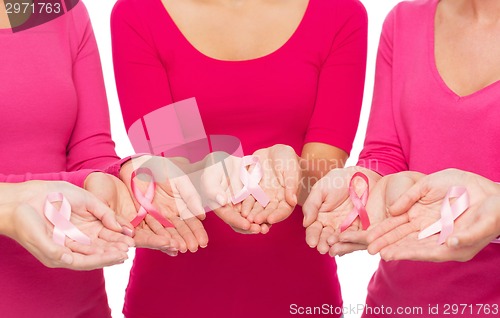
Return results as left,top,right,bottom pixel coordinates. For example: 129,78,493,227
447,211,499,249
283,169,300,207
388,179,429,216
302,183,325,227
385,174,418,207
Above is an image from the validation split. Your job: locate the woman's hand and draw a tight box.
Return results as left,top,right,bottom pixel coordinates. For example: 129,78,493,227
328,171,422,256
302,166,381,256
119,156,208,253
200,152,268,234
367,169,500,262
4,180,134,270
240,145,301,226
85,172,181,256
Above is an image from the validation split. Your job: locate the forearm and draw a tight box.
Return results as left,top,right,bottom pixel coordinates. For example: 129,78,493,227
0,170,98,188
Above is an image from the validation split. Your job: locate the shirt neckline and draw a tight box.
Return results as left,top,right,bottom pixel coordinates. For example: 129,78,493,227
156,0,312,63
428,0,500,101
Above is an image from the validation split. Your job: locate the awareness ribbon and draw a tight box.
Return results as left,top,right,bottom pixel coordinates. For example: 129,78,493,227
419,187,500,244
339,172,371,232
130,168,174,228
44,193,91,246
231,156,270,207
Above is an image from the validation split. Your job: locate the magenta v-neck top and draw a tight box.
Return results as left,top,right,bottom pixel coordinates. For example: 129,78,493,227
0,2,120,317
359,0,500,316
111,0,367,317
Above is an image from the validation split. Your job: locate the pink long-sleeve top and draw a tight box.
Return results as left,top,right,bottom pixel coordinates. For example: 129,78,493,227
111,0,367,317
358,0,500,316
0,2,121,317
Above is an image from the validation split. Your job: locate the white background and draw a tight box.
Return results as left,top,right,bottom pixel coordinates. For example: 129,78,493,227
83,0,405,317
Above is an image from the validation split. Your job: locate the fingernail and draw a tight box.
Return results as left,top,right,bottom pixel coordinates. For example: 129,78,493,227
122,227,134,237
448,237,459,247
162,246,178,252
164,250,178,257
293,194,298,204
200,244,207,248
216,194,226,206
61,254,73,265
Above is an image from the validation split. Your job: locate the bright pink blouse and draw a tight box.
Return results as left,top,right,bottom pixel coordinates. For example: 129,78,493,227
359,0,500,316
0,2,120,317
112,0,367,317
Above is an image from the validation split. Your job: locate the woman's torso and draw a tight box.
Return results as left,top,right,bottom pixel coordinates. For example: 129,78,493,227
115,0,367,317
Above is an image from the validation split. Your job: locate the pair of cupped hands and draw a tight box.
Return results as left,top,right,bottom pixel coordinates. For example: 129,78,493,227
8,145,301,270
303,167,500,263
9,143,500,271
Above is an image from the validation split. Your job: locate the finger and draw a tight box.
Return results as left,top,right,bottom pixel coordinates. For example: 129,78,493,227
133,230,174,250
260,223,272,234
327,234,340,246
248,202,267,224
267,200,294,224
305,221,323,248
98,228,135,251
241,196,256,218
65,251,128,271
302,183,326,227
339,230,369,245
329,243,366,257
26,226,75,268
82,193,123,232
248,223,263,234
318,226,335,254
184,217,209,248
162,249,179,257
115,214,135,239
65,239,108,255
213,205,251,231
156,200,196,252
230,223,261,234
388,180,430,216
447,215,498,248
173,175,206,220
385,174,417,207
280,153,300,207
379,235,440,261
366,214,409,246
143,215,179,250
201,161,228,208
368,221,415,255
166,228,186,252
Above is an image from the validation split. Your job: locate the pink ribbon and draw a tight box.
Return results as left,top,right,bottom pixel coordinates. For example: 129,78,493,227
130,168,174,228
340,172,371,232
231,156,270,207
44,193,91,246
419,187,500,244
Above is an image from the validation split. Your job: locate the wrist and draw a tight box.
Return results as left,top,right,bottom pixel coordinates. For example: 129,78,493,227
0,201,13,235
493,182,500,196
0,182,33,235
119,155,153,180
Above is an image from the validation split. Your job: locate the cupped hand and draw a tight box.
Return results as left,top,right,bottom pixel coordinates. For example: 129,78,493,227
240,144,301,228
119,156,208,253
302,166,381,256
85,172,181,256
367,169,500,262
9,180,133,270
199,152,267,234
